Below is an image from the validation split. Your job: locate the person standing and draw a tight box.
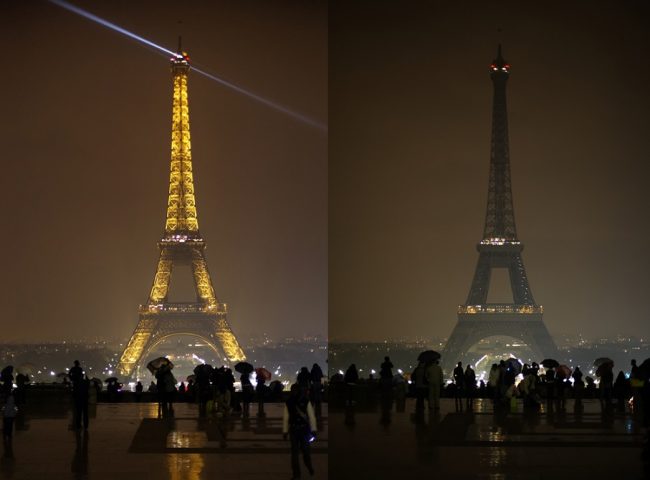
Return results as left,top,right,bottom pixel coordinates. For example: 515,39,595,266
425,360,443,412
453,362,465,411
283,384,316,480
2,391,18,442
310,364,324,418
464,364,476,410
73,376,90,430
411,362,428,413
241,372,254,418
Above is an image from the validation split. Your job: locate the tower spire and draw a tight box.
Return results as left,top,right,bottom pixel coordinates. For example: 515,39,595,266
166,46,198,235
484,44,516,240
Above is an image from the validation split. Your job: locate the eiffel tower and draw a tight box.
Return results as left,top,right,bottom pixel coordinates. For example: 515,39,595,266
442,46,558,374
117,42,246,379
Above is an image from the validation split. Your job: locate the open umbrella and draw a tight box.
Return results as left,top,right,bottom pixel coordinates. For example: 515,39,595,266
90,377,102,387
541,359,559,369
417,350,441,364
16,363,35,375
193,364,214,377
593,357,614,368
146,357,174,375
557,365,572,379
596,362,614,377
505,358,522,375
104,377,118,383
255,367,272,381
186,374,196,383
56,372,69,379
234,362,254,374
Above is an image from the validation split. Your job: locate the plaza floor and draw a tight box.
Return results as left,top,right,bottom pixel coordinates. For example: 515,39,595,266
329,398,649,480
1,402,328,480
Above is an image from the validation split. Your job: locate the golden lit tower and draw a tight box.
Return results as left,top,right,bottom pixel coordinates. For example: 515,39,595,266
117,42,246,378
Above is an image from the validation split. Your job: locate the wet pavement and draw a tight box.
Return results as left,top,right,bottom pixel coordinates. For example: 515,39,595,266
1,402,328,480
329,398,649,480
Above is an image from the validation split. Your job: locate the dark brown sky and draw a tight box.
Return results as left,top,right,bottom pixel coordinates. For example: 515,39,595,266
0,0,327,342
330,1,650,341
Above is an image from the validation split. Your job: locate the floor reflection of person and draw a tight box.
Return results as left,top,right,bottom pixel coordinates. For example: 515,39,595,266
283,384,316,480
71,430,89,479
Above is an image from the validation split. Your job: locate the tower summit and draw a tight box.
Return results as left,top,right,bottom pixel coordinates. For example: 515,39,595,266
442,46,557,374
117,45,246,378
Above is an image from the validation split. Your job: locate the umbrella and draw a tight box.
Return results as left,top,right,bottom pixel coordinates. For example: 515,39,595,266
556,365,572,379
638,358,650,380
541,359,559,369
505,358,522,375
255,367,272,381
146,357,174,375
269,380,284,393
593,357,614,368
392,374,405,385
417,350,441,364
186,374,196,383
596,362,613,377
193,364,214,376
56,372,69,379
104,377,118,383
90,377,102,387
234,362,254,374
0,366,14,378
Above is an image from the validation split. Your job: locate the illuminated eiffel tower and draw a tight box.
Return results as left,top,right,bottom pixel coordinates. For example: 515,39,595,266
117,42,246,378
442,46,558,374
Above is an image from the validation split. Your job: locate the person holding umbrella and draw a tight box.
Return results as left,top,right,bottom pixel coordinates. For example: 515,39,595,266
235,362,254,418
283,384,316,480
255,367,272,417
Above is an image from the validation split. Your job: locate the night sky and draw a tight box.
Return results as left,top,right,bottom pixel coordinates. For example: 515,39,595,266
330,1,650,341
0,1,327,342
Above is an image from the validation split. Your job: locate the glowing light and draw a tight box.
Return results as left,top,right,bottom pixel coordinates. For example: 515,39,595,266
48,0,326,131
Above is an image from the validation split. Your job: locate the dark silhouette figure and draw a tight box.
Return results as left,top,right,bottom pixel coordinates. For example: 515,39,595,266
464,364,476,410
572,367,584,413
73,376,90,430
599,365,614,413
411,362,428,413
297,367,311,394
283,384,316,480
453,362,465,411
343,364,359,406
69,361,83,392
135,381,143,402
613,371,629,413
2,391,17,441
241,372,253,418
310,364,324,418
256,377,267,417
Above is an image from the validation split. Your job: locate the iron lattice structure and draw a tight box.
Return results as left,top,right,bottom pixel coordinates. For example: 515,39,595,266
117,47,246,378
442,46,557,374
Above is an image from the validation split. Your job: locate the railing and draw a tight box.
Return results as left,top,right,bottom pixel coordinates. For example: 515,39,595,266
139,302,227,314
458,304,543,314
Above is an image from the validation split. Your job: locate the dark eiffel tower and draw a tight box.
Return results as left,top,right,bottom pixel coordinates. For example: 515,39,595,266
442,46,558,374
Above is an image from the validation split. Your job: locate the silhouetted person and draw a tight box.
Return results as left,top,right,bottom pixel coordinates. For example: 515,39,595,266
69,361,83,392
599,364,614,413
14,374,28,406
297,367,311,394
572,367,584,412
256,376,267,417
425,360,443,412
310,364,324,418
411,362,428,413
0,367,13,396
613,371,629,413
344,364,359,406
453,362,464,411
241,372,253,417
380,356,393,393
73,376,90,430
135,381,143,402
283,384,316,480
465,364,476,410
2,391,17,441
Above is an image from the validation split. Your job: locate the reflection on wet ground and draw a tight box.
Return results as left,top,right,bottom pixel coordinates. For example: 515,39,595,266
330,398,648,480
2,402,327,480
